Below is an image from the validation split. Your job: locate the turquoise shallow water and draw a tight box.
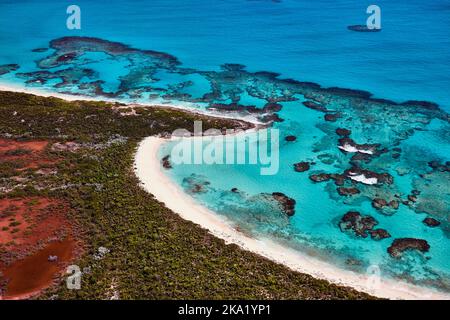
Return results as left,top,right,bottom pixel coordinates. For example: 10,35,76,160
0,0,449,293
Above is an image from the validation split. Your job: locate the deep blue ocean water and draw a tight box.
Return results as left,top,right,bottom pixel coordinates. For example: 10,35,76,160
1,0,450,109
1,0,449,294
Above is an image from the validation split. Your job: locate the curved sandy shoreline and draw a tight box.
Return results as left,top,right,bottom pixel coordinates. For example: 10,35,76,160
134,135,450,300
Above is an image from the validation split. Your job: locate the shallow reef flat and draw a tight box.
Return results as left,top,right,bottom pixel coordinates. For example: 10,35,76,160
7,37,447,121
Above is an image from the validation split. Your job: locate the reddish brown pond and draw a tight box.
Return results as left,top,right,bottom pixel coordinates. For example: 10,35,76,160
1,238,76,300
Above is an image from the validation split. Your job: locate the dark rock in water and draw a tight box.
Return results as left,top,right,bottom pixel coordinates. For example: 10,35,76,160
347,25,381,32
254,70,281,79
338,137,379,155
263,103,283,113
340,211,391,240
345,167,394,185
408,195,418,203
190,184,206,193
183,175,211,194
209,102,257,113
259,113,284,123
389,200,399,210
294,162,310,172
295,81,321,89
310,171,345,185
330,174,346,186
231,188,239,193
372,198,399,213
272,192,296,216
346,258,363,267
0,63,20,75
337,187,360,196
57,52,78,63
161,155,172,169
369,229,391,241
302,101,328,113
324,113,340,122
351,152,372,163
221,63,246,71
285,135,297,142
326,87,372,99
387,238,430,258
423,217,441,228
401,100,439,110
372,198,388,209
428,160,450,172
428,160,441,169
336,128,352,136
309,173,331,183
32,47,48,53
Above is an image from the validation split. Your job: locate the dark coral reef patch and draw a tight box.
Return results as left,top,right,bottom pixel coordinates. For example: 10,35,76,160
387,238,430,258
271,192,296,217
347,25,382,32
339,211,390,240
0,64,20,76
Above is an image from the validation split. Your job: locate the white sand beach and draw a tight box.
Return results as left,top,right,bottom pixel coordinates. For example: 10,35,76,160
0,82,94,101
134,135,450,300
0,82,261,124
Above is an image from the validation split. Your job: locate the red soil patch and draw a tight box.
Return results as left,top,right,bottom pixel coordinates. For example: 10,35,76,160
0,139,48,154
0,197,81,300
0,138,58,170
0,198,68,250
